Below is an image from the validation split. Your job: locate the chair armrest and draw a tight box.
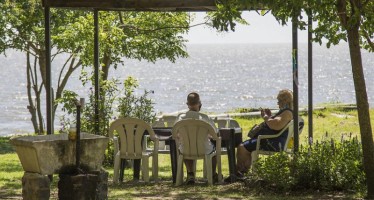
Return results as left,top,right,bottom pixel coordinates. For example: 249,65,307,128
257,132,283,140
255,131,284,151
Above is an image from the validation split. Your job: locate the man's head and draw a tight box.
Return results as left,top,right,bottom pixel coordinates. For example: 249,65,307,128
277,89,293,109
186,92,201,111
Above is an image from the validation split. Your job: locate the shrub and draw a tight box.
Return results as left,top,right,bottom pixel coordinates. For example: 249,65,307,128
117,76,156,123
251,136,366,194
252,151,294,191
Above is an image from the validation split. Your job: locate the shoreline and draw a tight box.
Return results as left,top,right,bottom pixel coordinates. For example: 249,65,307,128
1,103,363,137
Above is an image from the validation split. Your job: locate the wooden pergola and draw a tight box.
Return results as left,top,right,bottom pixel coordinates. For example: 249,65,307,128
42,0,314,152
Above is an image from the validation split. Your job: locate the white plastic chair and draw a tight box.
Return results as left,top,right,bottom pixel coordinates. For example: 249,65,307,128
109,117,159,183
147,117,174,154
211,117,240,177
162,115,177,127
214,118,240,128
251,117,304,166
172,119,222,186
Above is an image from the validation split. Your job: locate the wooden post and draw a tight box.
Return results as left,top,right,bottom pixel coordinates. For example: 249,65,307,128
45,6,53,135
94,10,100,135
292,14,299,153
308,13,313,145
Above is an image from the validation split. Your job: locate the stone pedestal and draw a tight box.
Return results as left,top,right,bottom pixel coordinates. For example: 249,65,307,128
58,169,108,200
22,172,50,200
94,170,109,200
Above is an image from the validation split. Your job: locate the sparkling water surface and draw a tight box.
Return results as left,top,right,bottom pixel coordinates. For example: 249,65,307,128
0,43,373,136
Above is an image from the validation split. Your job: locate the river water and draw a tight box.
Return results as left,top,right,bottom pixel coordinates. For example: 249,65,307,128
1,43,373,136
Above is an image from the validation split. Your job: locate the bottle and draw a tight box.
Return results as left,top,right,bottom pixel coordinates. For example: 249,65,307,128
68,124,77,141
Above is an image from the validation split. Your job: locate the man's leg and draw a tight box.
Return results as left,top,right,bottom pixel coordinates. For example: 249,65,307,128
212,155,221,183
184,159,195,184
236,144,252,174
184,159,194,172
212,156,216,174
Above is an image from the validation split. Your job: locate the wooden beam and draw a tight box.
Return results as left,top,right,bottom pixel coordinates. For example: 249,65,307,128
42,0,217,11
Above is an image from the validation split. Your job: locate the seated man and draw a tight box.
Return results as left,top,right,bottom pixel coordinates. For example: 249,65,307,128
175,92,218,184
225,89,294,182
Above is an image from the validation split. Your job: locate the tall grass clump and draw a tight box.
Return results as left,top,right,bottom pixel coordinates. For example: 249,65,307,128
251,135,365,194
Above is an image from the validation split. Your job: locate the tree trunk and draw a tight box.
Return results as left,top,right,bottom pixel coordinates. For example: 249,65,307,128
38,49,57,129
26,50,44,134
101,53,111,81
347,25,374,199
36,87,44,134
35,51,46,134
53,58,81,117
26,51,40,134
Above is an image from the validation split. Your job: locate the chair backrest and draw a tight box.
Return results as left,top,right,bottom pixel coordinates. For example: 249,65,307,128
214,118,240,128
109,117,156,157
285,117,305,152
283,120,294,152
172,119,218,158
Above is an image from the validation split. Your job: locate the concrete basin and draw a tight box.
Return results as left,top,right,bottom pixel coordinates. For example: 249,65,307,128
10,133,109,175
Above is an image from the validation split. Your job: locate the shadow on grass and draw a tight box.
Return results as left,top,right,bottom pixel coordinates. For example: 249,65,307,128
0,179,22,190
109,179,252,200
0,137,15,154
107,177,360,200
0,162,23,173
0,189,22,200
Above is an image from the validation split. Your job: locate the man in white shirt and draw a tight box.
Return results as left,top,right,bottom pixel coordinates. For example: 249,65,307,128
175,92,218,184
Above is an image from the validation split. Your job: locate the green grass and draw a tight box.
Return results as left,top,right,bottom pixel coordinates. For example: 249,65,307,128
236,105,374,145
1,106,372,199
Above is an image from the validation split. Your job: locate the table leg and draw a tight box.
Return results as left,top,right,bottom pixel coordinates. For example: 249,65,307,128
133,159,141,180
169,140,177,183
228,129,237,182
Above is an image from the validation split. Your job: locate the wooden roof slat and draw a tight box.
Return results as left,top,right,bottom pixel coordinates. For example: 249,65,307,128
42,0,218,11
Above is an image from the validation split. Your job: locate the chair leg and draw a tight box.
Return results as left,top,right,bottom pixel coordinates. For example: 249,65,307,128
217,154,222,183
113,154,120,184
203,161,207,179
152,153,158,182
205,155,213,185
176,155,184,186
251,151,258,171
142,156,150,182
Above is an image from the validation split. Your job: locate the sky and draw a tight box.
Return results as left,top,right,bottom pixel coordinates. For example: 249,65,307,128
185,11,309,44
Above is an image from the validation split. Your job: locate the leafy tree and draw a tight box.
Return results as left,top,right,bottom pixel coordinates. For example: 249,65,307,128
211,0,374,197
56,11,190,81
1,0,85,134
1,0,191,134
56,10,190,136
306,1,374,197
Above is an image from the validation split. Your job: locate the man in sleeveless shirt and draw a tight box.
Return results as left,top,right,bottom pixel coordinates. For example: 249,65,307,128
225,89,294,182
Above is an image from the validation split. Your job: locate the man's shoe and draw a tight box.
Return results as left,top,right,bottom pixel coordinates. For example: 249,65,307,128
224,175,234,183
224,171,245,183
213,173,221,184
186,172,195,185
